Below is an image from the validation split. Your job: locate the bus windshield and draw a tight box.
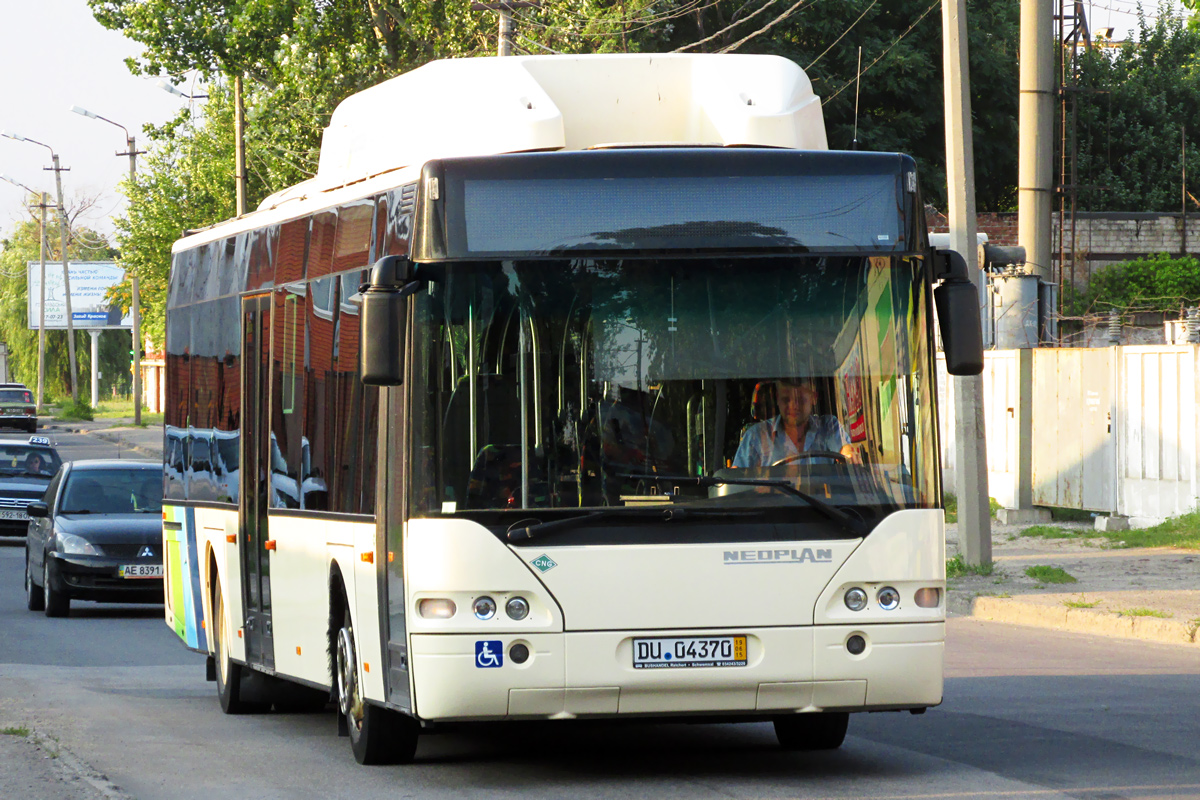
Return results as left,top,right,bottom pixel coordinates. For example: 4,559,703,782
410,255,938,529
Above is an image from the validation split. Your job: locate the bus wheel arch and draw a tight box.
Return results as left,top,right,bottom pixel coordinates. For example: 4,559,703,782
212,567,269,714
329,568,418,764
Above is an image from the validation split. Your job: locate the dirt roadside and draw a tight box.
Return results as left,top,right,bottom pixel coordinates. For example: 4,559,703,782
0,728,127,800
945,519,1200,645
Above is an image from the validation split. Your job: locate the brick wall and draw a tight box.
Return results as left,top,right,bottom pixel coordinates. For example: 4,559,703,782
927,210,1200,288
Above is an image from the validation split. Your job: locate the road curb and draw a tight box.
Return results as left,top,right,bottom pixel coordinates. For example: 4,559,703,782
972,596,1199,646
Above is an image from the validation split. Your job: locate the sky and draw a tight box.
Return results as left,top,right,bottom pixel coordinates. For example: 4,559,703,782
0,0,1185,245
0,0,185,239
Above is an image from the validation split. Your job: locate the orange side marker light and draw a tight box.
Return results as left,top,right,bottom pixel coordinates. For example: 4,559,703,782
264,540,277,551
361,552,374,564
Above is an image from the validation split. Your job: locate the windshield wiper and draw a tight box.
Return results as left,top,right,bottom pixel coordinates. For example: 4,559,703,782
506,507,753,543
620,473,867,537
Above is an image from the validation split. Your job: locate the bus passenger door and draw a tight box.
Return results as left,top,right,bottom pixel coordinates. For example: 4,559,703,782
240,294,274,670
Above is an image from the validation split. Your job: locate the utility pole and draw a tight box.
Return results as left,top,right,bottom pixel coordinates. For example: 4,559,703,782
49,155,80,405
943,0,992,567
471,2,540,56
120,133,144,424
234,75,247,216
74,104,148,423
1018,0,1054,284
36,193,48,413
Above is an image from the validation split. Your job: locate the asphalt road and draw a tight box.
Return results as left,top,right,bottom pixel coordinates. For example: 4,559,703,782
2,433,1200,799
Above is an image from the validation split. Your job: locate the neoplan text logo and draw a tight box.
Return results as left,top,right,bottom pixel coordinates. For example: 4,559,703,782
724,548,833,565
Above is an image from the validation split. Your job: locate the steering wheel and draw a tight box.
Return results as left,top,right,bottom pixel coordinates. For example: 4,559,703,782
771,450,848,466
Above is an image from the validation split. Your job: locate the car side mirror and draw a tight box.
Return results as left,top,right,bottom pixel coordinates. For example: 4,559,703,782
27,501,48,518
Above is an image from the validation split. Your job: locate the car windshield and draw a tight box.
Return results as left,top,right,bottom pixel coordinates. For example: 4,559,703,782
409,255,938,530
0,445,61,477
60,469,163,514
0,389,32,404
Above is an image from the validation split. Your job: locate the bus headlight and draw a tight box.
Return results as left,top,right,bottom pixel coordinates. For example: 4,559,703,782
505,596,530,620
417,598,456,619
844,587,868,611
473,596,497,620
877,586,901,611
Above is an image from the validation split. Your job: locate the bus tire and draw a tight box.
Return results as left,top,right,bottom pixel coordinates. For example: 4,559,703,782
773,712,849,751
336,608,418,764
214,581,269,714
25,551,44,611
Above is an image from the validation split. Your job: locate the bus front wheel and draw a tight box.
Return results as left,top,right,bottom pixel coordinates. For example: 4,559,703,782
336,608,419,765
774,712,849,751
214,582,268,714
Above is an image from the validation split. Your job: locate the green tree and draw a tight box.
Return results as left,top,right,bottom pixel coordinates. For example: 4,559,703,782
1073,8,1200,211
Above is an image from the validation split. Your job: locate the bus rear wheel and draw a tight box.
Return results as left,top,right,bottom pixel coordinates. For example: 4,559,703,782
774,712,849,751
336,608,418,765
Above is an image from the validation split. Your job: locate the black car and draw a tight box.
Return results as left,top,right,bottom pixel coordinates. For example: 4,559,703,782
24,460,164,617
0,384,37,432
0,436,62,537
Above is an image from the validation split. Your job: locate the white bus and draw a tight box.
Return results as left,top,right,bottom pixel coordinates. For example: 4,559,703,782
163,53,983,764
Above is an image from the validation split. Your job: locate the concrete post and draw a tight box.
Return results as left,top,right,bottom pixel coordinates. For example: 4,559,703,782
89,330,101,408
943,0,992,566
1018,0,1054,283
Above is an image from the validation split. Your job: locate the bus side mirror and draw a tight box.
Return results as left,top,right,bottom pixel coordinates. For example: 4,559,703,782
360,256,420,386
933,249,984,376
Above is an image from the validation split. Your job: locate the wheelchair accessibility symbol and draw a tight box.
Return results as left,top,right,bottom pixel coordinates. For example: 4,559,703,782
475,640,503,668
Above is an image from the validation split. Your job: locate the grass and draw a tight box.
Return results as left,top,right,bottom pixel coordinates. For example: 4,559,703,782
1063,597,1101,609
1099,512,1200,550
1,725,29,737
943,494,1001,525
1118,607,1172,618
52,400,94,421
946,554,994,578
1024,565,1078,584
93,399,164,426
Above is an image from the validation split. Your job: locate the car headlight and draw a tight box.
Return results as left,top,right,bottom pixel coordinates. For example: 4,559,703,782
58,532,101,556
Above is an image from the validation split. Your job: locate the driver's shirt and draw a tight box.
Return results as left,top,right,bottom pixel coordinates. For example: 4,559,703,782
732,415,850,468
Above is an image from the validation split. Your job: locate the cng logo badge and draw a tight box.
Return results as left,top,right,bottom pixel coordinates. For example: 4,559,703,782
530,554,557,573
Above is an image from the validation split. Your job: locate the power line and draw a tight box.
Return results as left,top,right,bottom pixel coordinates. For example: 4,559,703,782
806,0,878,71
673,0,782,52
822,0,939,105
718,0,813,52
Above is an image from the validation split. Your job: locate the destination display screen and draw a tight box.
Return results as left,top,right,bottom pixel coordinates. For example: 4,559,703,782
430,150,915,259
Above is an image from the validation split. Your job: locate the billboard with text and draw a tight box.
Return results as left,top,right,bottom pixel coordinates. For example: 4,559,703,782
27,261,132,330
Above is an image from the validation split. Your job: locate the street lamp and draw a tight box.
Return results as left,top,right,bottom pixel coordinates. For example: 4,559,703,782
0,131,80,405
0,174,50,413
154,80,208,101
71,105,145,424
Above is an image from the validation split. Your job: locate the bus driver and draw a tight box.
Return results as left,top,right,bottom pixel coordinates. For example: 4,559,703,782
732,379,857,468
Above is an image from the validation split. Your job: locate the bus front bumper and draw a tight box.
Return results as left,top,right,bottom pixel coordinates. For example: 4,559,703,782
409,622,943,721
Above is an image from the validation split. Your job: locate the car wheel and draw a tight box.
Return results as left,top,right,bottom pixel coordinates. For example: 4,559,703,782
213,581,268,714
774,712,849,751
43,557,69,618
25,551,44,611
336,607,418,764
